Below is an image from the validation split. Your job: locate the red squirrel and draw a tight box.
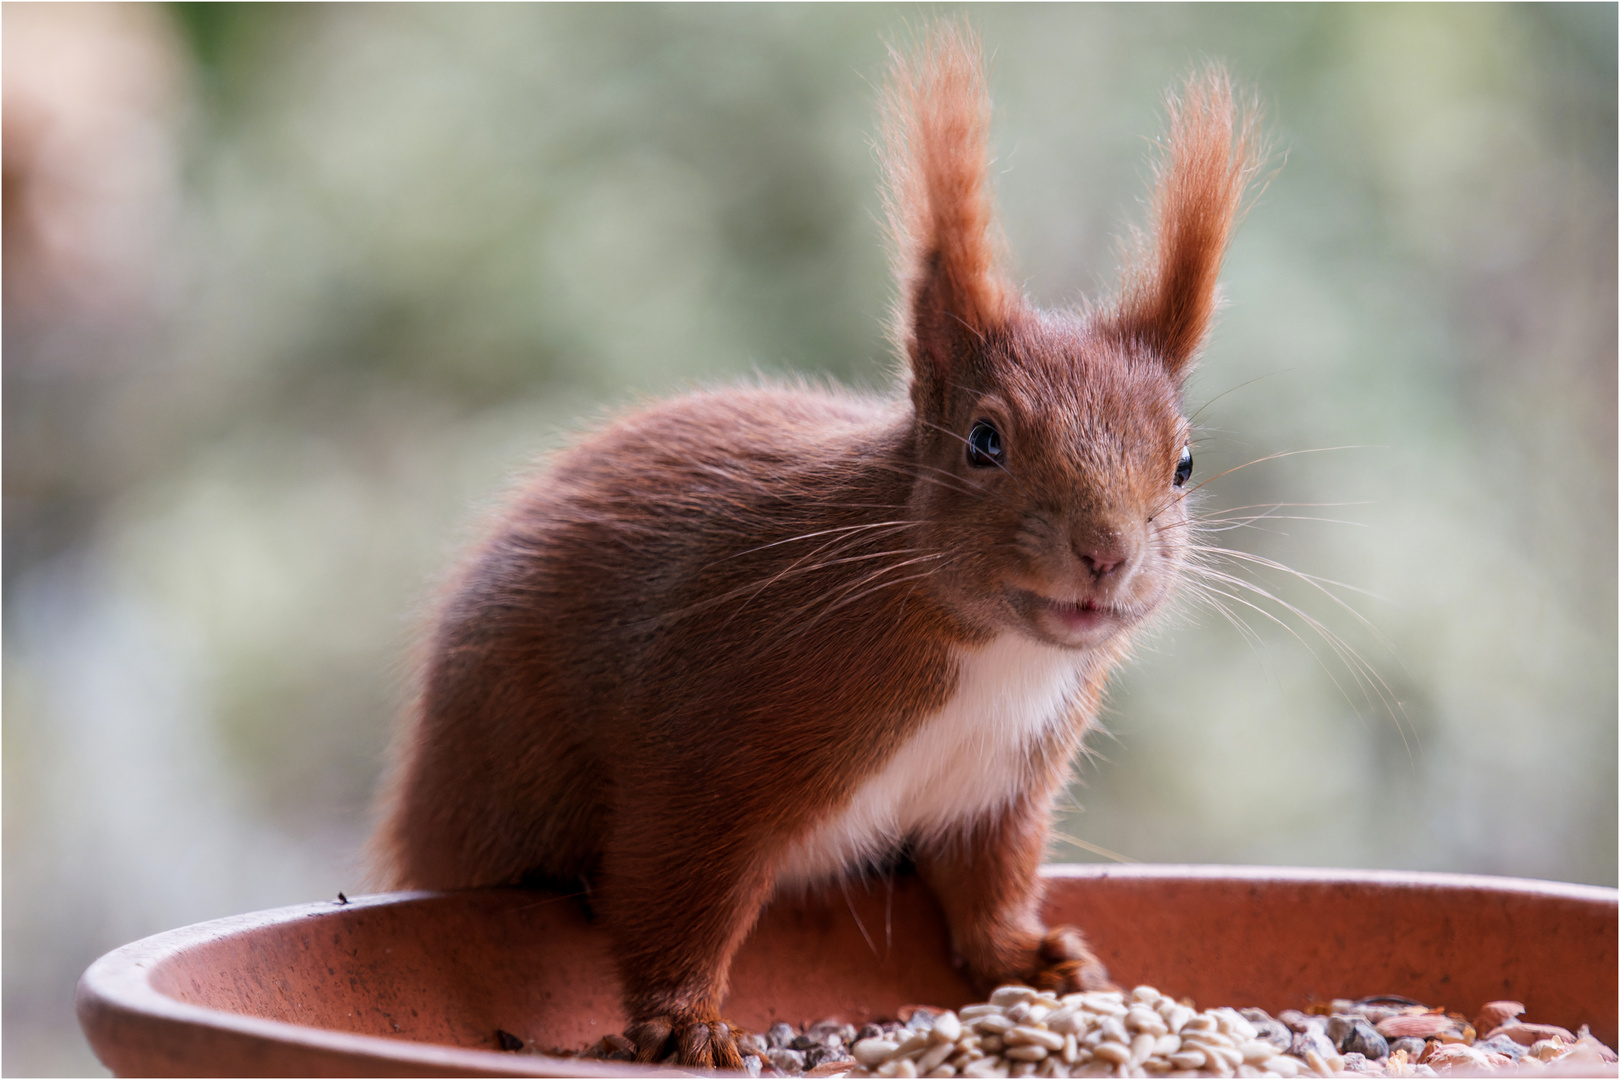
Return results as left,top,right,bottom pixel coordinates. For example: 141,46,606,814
371,23,1261,1070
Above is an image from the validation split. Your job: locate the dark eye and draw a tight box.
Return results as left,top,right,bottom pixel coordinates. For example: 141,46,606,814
966,420,1005,468
1174,445,1193,487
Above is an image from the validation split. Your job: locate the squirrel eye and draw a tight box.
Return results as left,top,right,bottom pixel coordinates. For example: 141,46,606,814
966,421,1005,468
1174,444,1193,487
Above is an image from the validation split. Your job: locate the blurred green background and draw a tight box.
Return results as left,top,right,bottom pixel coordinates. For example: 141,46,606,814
4,3,1614,1074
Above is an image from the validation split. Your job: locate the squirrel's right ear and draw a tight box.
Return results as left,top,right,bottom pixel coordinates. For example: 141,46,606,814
883,24,1015,411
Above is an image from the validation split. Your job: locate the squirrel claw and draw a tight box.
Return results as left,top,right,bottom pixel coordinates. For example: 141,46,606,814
626,1012,746,1069
1032,925,1118,993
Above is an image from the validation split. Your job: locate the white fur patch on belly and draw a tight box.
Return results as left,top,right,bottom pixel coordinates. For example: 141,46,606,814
774,633,1092,892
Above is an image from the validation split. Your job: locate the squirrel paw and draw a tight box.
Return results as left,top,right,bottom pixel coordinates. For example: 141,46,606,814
1031,925,1117,993
625,1010,747,1069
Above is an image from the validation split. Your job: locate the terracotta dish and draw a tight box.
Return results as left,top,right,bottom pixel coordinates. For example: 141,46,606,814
77,865,1617,1077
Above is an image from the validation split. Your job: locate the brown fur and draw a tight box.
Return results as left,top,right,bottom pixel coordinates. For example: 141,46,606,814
371,23,1260,1068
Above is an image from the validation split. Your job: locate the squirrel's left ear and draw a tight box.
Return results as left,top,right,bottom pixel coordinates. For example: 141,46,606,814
1101,68,1264,382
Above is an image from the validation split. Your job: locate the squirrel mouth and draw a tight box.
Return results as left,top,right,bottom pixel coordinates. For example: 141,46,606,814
1011,587,1125,638
1045,597,1117,633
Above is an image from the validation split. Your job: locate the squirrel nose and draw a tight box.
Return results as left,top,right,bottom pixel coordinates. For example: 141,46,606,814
1082,549,1125,577
1074,534,1133,578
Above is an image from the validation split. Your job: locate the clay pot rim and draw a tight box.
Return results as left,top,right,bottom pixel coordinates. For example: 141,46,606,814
75,864,1619,1078
1041,864,1616,901
74,887,639,1078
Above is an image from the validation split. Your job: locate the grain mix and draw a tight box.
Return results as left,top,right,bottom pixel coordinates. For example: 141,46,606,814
701,986,1618,1078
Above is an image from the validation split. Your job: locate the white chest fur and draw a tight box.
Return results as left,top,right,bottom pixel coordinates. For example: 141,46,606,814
774,634,1094,892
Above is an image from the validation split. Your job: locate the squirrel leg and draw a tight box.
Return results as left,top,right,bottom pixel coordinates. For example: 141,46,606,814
915,800,1115,995
599,816,771,1069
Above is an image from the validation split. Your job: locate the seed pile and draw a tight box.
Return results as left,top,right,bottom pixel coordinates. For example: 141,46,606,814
715,987,1617,1078
815,986,1311,1079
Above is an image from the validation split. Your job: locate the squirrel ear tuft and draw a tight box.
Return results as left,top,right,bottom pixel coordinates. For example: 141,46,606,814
1103,67,1265,381
883,23,1015,405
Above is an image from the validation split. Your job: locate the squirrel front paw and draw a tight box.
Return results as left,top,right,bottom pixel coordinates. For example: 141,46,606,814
1030,925,1117,993
624,1010,747,1069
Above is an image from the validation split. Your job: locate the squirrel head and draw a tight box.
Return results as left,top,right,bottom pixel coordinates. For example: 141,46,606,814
883,24,1263,649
